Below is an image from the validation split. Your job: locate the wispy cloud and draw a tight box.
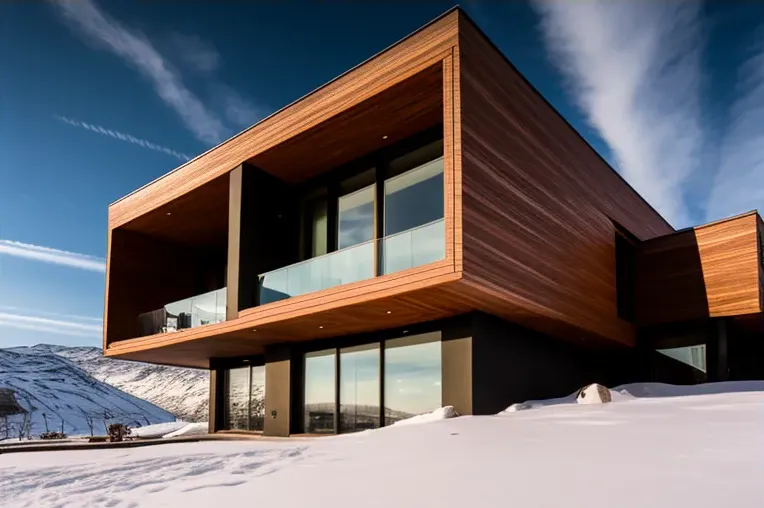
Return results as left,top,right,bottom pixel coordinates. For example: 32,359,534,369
0,317,102,339
52,0,266,147
532,1,705,228
56,115,191,161
52,0,226,145
0,306,102,324
167,32,220,73
0,239,105,273
707,35,764,221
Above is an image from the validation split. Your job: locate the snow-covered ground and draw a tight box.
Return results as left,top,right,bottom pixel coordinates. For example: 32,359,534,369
2,382,763,507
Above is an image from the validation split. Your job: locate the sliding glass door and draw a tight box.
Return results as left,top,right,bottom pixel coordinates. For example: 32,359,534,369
339,343,380,433
223,364,266,432
302,331,442,434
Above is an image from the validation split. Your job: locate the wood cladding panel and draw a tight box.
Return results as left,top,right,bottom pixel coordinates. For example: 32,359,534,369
119,173,229,249
457,13,673,346
106,230,225,345
107,272,473,368
249,64,443,183
636,213,762,326
108,12,459,230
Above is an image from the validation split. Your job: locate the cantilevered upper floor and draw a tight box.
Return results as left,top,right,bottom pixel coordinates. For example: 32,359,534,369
103,8,764,368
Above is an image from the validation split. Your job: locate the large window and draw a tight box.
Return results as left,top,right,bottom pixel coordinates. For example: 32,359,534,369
304,349,336,434
339,343,380,433
384,332,442,425
223,364,265,431
302,331,442,434
338,169,376,250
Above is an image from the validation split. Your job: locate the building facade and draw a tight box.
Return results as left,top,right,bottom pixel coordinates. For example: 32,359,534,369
103,9,764,436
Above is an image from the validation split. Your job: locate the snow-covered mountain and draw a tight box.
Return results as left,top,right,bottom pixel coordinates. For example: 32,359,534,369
0,348,175,437
8,345,209,423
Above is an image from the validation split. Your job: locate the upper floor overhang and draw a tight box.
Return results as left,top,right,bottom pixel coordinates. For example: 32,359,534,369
636,210,764,327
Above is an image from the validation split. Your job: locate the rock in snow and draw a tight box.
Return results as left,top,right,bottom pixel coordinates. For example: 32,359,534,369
576,383,613,404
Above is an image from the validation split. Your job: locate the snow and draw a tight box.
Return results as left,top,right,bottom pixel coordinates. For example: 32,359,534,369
1,382,763,508
128,421,188,439
162,422,208,438
391,405,457,426
8,344,209,422
0,348,175,438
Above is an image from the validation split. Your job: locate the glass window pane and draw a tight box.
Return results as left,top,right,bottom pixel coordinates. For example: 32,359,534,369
384,158,444,236
304,349,336,434
225,367,250,431
657,345,707,373
338,185,375,250
250,365,266,431
384,332,442,425
340,343,380,433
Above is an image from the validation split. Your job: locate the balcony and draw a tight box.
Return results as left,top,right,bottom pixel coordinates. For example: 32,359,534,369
259,218,445,305
138,287,227,336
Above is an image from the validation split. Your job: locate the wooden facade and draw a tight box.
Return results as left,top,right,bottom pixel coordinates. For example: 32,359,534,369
636,212,763,326
103,9,763,370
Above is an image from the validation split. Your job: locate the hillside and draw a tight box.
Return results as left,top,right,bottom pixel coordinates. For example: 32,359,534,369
9,345,209,422
0,348,175,438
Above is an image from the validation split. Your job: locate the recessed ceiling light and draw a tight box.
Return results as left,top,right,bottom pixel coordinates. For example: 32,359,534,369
402,330,409,334
166,212,172,216
319,325,324,329
386,310,392,314
243,359,250,363
382,135,388,139
252,329,257,332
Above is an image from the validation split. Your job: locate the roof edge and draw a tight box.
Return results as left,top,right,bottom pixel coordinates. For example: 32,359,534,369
109,6,462,209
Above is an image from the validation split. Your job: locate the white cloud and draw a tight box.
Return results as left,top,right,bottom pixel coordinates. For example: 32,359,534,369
56,115,191,161
532,1,705,228
0,306,102,324
52,0,227,145
0,309,103,339
168,32,220,73
0,239,106,273
707,36,764,221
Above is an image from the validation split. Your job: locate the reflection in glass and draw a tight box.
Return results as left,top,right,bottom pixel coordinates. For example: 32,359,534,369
657,345,707,373
384,332,442,425
384,157,444,236
225,367,250,431
382,219,445,275
258,241,375,305
304,349,336,434
340,344,380,433
249,365,266,431
338,185,375,250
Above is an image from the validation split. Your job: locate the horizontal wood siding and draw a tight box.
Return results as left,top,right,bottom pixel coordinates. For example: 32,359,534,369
457,14,672,346
108,13,459,230
636,213,762,325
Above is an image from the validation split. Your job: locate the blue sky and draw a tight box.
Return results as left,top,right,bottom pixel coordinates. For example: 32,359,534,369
1,1,763,348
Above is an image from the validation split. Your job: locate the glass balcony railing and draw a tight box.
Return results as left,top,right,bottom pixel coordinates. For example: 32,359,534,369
381,218,445,275
258,218,446,306
138,287,227,336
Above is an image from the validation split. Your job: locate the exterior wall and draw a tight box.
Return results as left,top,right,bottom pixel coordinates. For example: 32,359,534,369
263,346,293,437
636,213,762,326
457,14,673,347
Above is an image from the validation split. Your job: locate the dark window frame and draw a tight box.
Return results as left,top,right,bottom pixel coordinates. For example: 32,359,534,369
613,222,638,323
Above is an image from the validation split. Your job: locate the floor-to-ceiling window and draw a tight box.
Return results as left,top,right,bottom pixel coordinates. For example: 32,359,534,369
302,330,442,434
339,343,380,433
384,332,442,425
383,140,445,274
304,349,337,434
223,364,266,432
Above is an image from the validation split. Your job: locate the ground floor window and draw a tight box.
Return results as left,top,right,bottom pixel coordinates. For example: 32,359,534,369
224,364,265,431
303,331,442,434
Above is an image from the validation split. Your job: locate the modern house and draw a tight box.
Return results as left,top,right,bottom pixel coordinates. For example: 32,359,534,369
103,8,764,436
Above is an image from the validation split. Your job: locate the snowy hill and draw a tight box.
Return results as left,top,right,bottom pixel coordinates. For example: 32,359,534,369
0,348,175,437
8,345,209,422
